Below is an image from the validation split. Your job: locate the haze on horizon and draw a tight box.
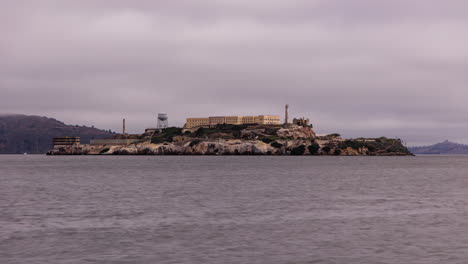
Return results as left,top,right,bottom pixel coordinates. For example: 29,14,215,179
1,0,468,146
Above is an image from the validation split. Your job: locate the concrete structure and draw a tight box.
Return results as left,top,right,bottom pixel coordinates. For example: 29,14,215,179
184,115,281,129
53,137,80,146
122,118,126,136
285,104,289,124
157,113,168,129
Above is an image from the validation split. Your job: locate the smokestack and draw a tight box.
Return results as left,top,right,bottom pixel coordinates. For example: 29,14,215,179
285,104,289,124
123,118,126,136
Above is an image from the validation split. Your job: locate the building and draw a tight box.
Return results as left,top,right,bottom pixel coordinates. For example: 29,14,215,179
184,115,281,129
53,137,80,146
185,117,209,128
293,117,310,127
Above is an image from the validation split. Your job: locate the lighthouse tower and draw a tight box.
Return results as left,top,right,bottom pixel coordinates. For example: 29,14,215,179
284,104,289,125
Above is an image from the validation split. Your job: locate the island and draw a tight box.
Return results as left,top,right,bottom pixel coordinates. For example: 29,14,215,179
47,123,412,156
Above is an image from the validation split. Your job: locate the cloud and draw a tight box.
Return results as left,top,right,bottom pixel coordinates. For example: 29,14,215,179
1,0,468,145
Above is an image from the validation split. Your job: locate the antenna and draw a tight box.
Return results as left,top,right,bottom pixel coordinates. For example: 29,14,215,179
157,113,168,129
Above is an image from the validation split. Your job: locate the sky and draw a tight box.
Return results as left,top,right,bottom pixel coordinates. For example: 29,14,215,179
1,0,468,146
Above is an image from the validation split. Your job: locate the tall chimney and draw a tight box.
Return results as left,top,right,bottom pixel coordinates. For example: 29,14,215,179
285,104,289,124
123,118,126,136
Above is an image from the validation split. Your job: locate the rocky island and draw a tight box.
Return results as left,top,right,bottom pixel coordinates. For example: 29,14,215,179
47,123,412,156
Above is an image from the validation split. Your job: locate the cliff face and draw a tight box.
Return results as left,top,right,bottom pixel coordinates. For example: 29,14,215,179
0,114,115,154
48,124,412,156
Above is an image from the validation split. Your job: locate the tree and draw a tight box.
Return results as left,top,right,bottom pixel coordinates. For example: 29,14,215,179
308,143,320,155
291,145,306,155
271,141,283,148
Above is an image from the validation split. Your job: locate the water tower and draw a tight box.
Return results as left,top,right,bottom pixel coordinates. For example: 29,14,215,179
157,113,168,129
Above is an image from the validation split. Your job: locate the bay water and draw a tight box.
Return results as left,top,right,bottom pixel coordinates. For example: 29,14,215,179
1,155,468,263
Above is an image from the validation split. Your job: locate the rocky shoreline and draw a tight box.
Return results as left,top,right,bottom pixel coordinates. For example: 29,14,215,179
47,124,413,156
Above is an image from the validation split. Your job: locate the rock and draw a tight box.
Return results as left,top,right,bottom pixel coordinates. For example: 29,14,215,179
240,128,267,139
46,126,412,156
276,125,316,139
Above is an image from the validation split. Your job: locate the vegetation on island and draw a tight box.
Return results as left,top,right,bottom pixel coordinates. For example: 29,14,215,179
150,127,183,143
291,145,306,155
307,143,320,155
338,137,410,154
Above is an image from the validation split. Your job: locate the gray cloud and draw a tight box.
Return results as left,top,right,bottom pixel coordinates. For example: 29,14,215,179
1,0,468,145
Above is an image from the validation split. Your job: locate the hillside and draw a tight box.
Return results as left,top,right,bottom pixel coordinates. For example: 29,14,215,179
0,114,115,154
409,140,468,155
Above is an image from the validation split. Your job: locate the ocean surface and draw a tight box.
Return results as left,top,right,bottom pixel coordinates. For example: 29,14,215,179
2,155,468,264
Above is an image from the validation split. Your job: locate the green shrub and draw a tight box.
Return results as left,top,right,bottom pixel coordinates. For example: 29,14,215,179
365,144,377,152
195,127,205,137
232,131,241,138
262,136,278,144
386,144,407,153
291,145,306,155
99,147,110,154
334,137,409,154
271,141,283,148
265,127,280,135
151,127,183,143
229,124,249,131
194,125,244,138
189,140,201,147
375,137,388,143
333,148,342,155
163,127,183,137
214,124,250,131
307,143,320,155
322,146,331,153
151,137,165,144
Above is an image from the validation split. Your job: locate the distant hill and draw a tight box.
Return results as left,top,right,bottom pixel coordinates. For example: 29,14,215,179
409,140,468,155
0,114,115,154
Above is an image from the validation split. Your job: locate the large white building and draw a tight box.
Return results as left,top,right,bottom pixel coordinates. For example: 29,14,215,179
184,115,281,129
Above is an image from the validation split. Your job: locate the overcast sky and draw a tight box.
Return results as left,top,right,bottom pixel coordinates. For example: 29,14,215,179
2,0,468,145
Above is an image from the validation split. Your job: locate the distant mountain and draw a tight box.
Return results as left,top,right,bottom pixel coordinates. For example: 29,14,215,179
409,140,468,155
0,114,115,154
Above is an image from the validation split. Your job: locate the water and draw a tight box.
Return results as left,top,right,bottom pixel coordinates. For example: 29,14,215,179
1,155,468,264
